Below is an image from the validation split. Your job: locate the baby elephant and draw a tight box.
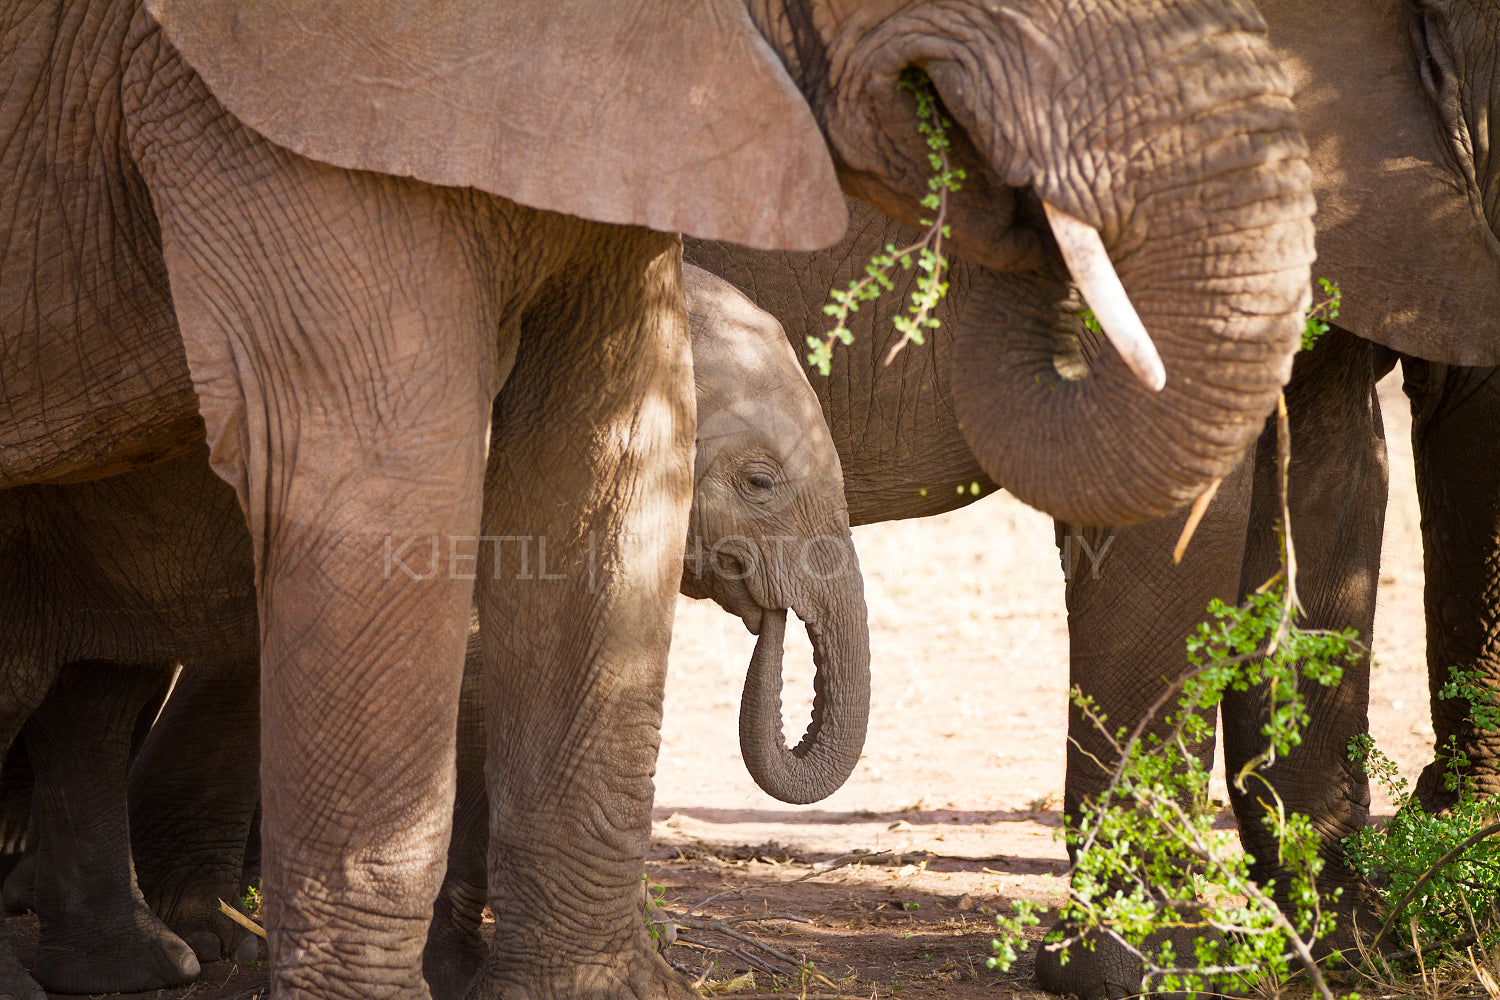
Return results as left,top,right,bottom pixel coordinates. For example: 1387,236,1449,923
0,265,867,999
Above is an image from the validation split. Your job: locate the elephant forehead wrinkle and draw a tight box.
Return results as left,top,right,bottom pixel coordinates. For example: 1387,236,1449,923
702,399,823,454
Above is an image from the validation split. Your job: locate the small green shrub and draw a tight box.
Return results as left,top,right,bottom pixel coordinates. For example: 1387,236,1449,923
1302,278,1341,352
989,583,1356,996
989,304,1370,997
1344,669,1500,959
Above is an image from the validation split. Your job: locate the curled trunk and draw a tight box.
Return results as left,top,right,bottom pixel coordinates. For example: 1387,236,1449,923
946,98,1314,524
816,2,1316,526
951,231,1307,529
738,597,871,804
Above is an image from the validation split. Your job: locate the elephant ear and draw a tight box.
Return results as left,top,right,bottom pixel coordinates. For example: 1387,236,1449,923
144,0,848,251
1264,0,1500,365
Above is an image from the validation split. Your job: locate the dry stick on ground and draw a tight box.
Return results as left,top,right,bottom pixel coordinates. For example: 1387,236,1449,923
665,850,896,993
684,850,893,917
667,912,843,992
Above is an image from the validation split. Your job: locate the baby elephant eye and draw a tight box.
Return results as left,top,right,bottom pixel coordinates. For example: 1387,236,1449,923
746,472,776,491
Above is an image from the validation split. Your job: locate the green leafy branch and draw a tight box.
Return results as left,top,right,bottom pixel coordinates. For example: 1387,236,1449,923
992,278,1500,996
990,384,1359,999
1030,586,1354,997
808,69,965,377
1302,278,1342,352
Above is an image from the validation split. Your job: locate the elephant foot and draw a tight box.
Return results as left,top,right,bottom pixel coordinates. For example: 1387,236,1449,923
184,925,260,966
1306,879,1388,969
1412,757,1500,814
0,942,44,1000
423,894,486,1000
1034,918,1248,1000
1036,881,1387,999
34,902,201,994
1033,929,1144,1000
465,945,699,1000
1413,763,1458,815
150,885,259,965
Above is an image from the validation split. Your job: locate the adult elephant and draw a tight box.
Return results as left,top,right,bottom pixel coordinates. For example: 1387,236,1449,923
3,1,1316,996
687,1,1500,992
1271,0,1500,815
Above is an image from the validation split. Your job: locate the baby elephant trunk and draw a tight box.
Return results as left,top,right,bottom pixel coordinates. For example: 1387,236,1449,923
738,591,872,804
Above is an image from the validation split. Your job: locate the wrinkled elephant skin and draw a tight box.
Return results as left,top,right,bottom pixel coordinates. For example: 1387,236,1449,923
0,268,870,996
2,1,1315,996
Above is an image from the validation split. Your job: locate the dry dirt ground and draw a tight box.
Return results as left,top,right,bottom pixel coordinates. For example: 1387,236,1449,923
18,375,1437,999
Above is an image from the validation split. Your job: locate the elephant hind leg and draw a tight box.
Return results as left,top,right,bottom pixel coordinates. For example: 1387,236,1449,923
472,226,699,1000
24,660,201,994
423,633,488,1000
1036,456,1254,999
1403,359,1500,810
0,530,66,1000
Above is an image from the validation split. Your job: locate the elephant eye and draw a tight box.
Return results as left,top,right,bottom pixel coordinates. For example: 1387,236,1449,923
746,472,775,492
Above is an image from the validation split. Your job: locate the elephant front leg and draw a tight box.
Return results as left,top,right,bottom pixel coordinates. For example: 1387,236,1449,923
1223,327,1390,944
469,229,697,1000
1404,359,1500,810
135,105,510,994
249,438,479,1000
1035,457,1252,1000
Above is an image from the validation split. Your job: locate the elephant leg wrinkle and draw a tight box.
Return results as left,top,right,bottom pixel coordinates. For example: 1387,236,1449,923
1406,360,1500,809
470,227,697,999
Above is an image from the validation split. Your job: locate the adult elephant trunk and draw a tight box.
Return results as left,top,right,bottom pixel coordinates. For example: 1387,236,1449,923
815,1,1316,527
738,550,871,805
937,12,1315,527
949,181,1312,526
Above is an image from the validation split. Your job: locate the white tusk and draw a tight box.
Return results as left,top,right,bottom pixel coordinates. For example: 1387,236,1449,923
1043,202,1166,392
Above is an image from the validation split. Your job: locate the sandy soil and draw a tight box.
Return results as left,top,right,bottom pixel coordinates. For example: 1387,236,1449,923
15,374,1434,999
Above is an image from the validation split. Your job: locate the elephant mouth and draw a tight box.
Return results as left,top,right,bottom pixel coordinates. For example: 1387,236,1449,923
713,550,768,635
908,165,1169,396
